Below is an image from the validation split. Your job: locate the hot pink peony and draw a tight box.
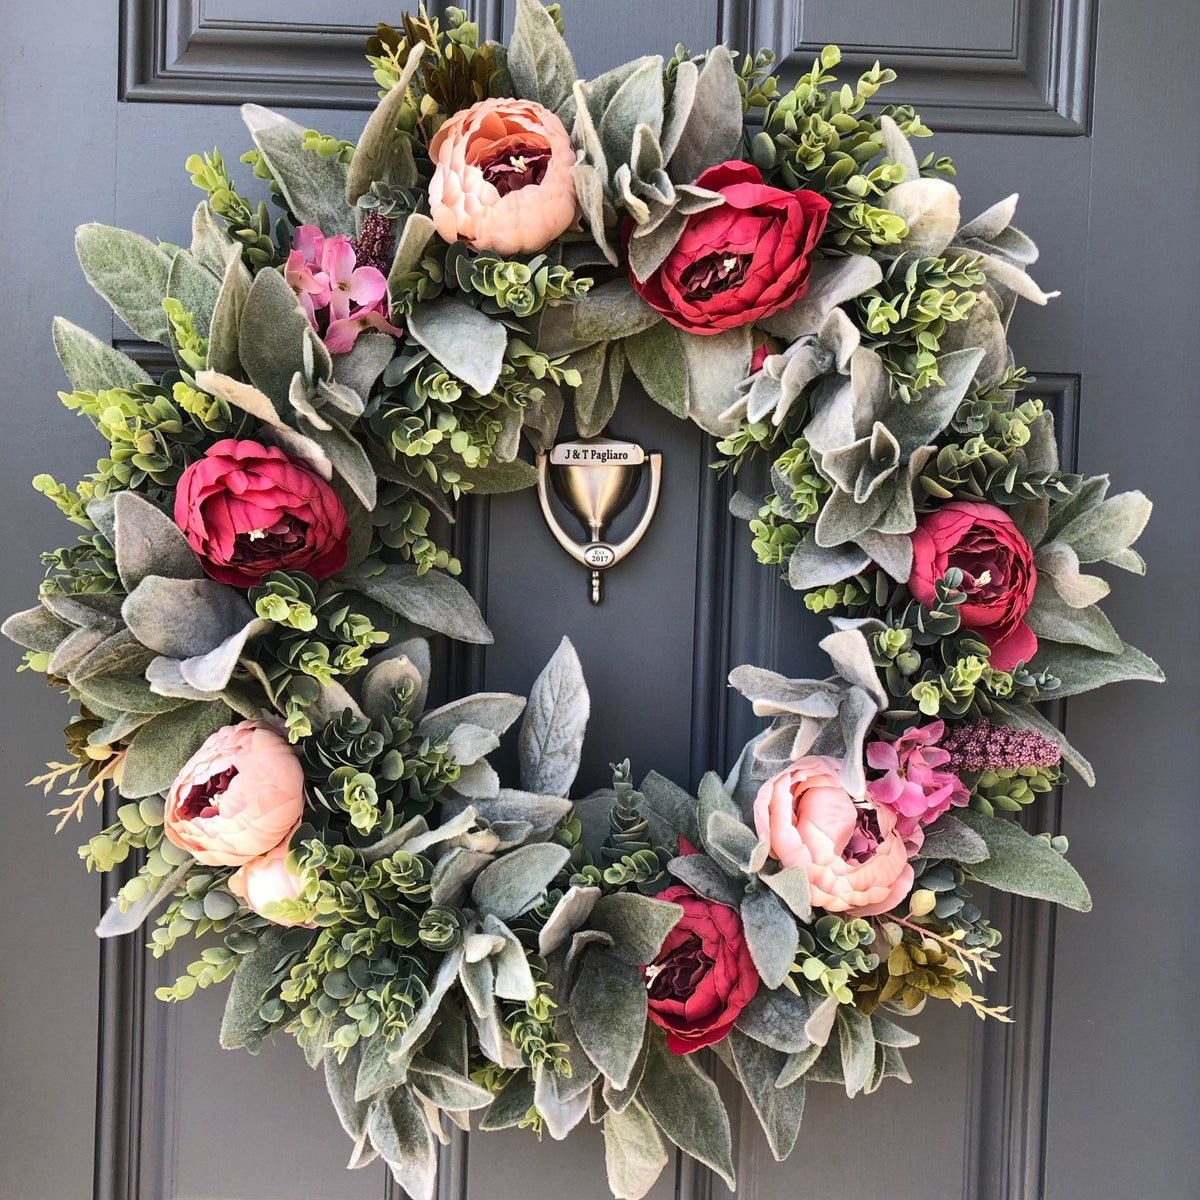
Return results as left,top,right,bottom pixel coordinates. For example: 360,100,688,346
428,98,578,256
865,720,969,848
628,161,831,335
164,720,306,867
754,756,913,917
643,883,759,1054
909,501,1038,670
228,827,313,926
174,439,349,587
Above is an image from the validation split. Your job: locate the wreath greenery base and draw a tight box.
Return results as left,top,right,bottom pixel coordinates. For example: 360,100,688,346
3,3,1161,1197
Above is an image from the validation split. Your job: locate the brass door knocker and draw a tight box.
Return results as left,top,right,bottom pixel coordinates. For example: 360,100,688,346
535,435,662,604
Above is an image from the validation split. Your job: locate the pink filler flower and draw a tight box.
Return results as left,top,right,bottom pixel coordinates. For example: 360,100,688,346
284,225,403,353
865,720,969,849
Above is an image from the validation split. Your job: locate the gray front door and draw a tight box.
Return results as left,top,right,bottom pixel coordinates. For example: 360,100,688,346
1,2,1195,1199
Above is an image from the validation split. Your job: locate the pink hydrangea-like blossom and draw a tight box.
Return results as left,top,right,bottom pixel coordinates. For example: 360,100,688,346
428,98,578,255
865,720,970,848
284,224,403,353
164,720,305,867
754,756,913,917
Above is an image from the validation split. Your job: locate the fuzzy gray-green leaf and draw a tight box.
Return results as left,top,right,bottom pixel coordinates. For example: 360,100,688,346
52,318,153,392
957,809,1092,911
570,947,647,1090
348,562,493,644
75,223,173,344
518,636,589,796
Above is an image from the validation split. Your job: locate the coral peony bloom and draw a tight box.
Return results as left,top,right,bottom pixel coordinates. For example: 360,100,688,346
228,827,312,926
629,161,831,335
428,98,578,256
644,884,759,1054
754,756,913,917
164,720,305,867
174,439,349,588
866,721,969,848
909,501,1038,670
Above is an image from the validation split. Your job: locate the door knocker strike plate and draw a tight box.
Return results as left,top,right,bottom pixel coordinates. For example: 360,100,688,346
535,435,662,604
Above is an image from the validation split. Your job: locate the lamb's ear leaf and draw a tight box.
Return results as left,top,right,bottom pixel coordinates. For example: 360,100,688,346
96,861,191,939
206,246,253,376
1030,639,1163,698
639,1028,736,1189
508,0,579,118
219,927,291,1048
75,223,173,344
52,317,153,392
346,562,492,645
346,43,426,203
666,44,743,183
740,887,799,988
956,809,1092,911
407,296,507,395
588,893,682,966
241,104,356,237
118,701,234,800
569,947,647,1090
727,1028,806,1161
624,321,688,418
239,267,313,407
470,843,571,921
165,247,220,339
518,636,590,797
603,1100,669,1200
367,1087,438,1200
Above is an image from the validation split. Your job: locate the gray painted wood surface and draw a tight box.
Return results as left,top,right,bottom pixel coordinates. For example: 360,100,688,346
0,1,1196,1197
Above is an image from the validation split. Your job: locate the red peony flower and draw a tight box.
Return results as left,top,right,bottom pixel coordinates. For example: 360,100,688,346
174,439,349,588
909,501,1037,670
628,161,831,335
643,883,759,1054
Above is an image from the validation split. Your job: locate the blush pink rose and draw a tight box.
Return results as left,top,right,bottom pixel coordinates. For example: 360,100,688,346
628,161,831,335
754,756,913,917
164,720,305,867
643,883,759,1054
228,826,313,926
428,98,578,256
909,501,1037,670
866,721,969,849
174,439,349,588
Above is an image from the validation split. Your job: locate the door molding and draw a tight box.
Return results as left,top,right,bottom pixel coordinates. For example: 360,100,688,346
721,0,1096,134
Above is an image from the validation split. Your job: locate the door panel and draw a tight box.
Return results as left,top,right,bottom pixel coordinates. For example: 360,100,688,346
1,2,1195,1199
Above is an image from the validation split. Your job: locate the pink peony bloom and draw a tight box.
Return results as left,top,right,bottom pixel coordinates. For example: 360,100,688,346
428,98,578,256
909,501,1037,670
228,826,313,927
164,720,305,867
754,756,913,917
174,439,349,587
284,225,402,352
865,720,969,849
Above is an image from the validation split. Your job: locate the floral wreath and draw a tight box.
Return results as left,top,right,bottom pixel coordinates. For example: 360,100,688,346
5,4,1163,1197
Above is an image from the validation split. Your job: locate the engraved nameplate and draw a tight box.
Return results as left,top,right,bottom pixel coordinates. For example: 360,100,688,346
550,441,645,466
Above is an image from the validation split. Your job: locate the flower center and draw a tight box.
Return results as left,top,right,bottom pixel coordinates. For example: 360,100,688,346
678,251,753,301
646,934,712,1001
479,140,552,196
844,805,883,863
232,513,310,568
179,765,238,821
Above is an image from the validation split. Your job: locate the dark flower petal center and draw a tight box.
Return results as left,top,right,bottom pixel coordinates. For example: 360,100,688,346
647,934,713,1002
479,139,551,196
232,513,310,568
678,251,753,301
179,765,238,821
844,805,883,863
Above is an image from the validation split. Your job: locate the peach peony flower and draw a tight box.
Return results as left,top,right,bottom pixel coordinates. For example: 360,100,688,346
228,827,313,927
754,756,913,917
428,97,578,256
164,720,305,867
